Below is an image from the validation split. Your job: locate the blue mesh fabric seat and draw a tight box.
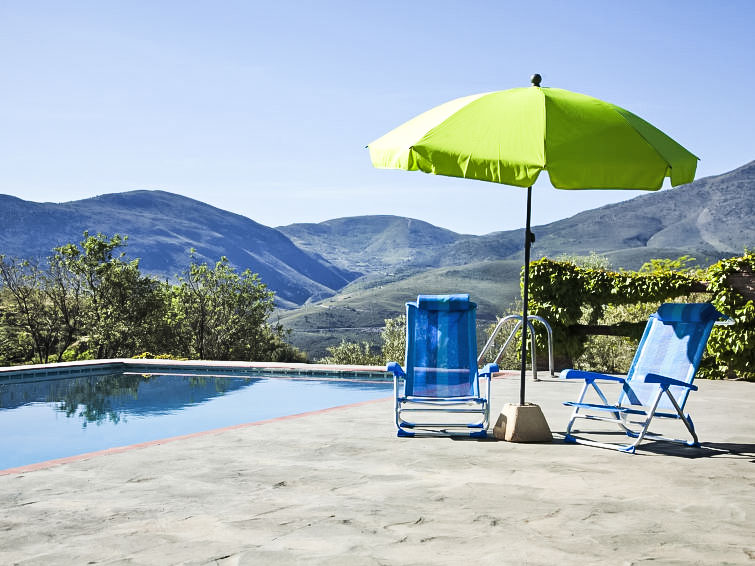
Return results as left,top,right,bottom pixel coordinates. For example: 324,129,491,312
561,303,723,453
387,294,498,437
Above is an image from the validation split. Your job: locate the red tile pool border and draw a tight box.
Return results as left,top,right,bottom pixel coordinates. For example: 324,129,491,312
0,396,390,476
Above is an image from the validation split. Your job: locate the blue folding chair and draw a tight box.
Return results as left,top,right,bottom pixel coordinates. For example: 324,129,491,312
387,294,498,437
561,303,723,453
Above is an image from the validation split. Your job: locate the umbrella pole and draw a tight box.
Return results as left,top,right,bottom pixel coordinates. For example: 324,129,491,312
519,186,533,406
493,184,550,442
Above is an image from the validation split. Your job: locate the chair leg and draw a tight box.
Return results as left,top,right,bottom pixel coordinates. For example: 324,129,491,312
565,381,629,441
395,399,490,437
565,384,701,453
590,381,621,421
623,389,665,450
624,388,699,450
564,381,590,440
564,406,581,441
664,389,699,445
684,414,699,446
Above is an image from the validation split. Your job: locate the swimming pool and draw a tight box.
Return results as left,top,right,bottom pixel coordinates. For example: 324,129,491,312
0,371,392,470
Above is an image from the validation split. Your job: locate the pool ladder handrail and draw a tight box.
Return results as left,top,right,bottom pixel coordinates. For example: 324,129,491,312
478,315,555,381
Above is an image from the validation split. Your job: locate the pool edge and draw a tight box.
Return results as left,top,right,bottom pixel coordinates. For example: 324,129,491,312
0,359,391,382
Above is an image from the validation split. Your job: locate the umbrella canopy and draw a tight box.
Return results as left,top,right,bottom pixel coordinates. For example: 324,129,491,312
368,77,698,406
369,82,697,190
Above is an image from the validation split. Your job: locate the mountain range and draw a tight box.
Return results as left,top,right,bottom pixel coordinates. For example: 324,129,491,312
279,160,755,273
1,160,753,356
0,191,355,307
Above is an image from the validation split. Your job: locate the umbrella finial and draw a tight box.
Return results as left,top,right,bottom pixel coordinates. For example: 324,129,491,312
530,74,542,87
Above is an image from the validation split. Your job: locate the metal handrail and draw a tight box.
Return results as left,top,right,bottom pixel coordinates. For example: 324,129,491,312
478,314,554,380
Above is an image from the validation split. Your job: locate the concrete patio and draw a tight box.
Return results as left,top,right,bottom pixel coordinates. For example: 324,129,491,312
1,373,753,565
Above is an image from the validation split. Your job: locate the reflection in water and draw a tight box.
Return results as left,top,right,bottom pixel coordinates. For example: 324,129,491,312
1,374,258,426
1,373,392,470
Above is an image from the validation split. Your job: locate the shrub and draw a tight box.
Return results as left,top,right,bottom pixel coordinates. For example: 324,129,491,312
319,340,380,365
319,314,407,366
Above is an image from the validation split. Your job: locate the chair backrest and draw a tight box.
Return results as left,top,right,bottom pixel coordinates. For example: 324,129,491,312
620,303,721,410
404,294,479,398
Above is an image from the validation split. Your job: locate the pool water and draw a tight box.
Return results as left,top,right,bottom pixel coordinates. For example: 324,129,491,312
0,373,392,470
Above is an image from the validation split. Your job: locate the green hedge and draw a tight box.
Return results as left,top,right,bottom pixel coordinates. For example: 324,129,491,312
702,253,755,379
527,251,755,380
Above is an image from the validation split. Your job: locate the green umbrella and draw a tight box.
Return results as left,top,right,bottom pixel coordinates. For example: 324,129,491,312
368,75,698,406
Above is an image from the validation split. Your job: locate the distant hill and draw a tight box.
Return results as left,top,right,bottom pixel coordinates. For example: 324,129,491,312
2,160,753,358
0,191,357,307
279,216,466,272
279,160,755,274
527,159,755,260
276,260,524,358
277,161,755,357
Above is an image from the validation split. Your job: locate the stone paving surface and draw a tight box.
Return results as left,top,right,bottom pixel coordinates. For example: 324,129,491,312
1,374,753,565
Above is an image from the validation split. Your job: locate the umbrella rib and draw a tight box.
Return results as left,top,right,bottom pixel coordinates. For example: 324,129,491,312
538,87,548,173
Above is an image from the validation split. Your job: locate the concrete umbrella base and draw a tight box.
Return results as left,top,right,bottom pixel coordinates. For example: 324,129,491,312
493,403,553,442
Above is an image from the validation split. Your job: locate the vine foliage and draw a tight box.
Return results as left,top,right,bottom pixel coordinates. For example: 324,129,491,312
527,251,755,381
702,252,755,380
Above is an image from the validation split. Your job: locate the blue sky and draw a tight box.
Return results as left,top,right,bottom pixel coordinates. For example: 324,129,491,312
1,1,753,234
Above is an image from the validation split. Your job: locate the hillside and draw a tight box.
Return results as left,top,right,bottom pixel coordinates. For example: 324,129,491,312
277,260,524,359
279,161,755,272
277,161,755,357
279,215,469,272
0,191,357,307
528,159,755,259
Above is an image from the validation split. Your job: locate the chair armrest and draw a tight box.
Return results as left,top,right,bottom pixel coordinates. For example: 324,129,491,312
644,373,698,391
387,362,405,378
560,369,625,383
479,363,499,377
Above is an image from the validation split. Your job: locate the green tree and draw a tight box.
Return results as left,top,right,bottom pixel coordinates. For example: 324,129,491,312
555,251,611,270
45,250,86,359
53,232,169,358
0,287,35,365
174,254,282,360
639,255,698,274
380,314,406,364
0,257,65,363
0,234,305,364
